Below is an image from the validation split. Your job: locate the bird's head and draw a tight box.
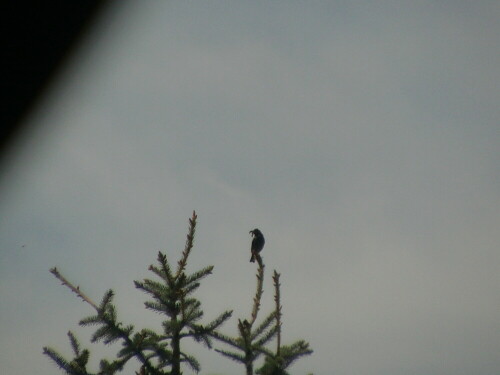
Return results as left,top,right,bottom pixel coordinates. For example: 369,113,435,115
250,229,262,236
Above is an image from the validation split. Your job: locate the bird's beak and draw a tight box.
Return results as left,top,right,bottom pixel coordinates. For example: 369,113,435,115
249,230,253,234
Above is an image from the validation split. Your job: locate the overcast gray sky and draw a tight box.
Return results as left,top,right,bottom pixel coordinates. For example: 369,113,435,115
1,1,499,374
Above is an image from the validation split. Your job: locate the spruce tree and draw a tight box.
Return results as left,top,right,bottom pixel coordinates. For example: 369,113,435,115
210,262,275,375
44,211,313,374
255,272,313,375
211,264,313,374
43,211,232,375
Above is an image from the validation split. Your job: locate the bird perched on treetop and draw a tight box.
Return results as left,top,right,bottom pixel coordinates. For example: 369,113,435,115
249,229,265,263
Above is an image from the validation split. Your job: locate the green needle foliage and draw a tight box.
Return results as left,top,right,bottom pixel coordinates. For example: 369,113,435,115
43,332,92,375
211,263,277,375
212,266,313,375
44,212,232,375
44,211,313,375
255,272,313,375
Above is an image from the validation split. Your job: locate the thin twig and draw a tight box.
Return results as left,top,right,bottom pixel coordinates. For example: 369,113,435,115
250,262,265,325
50,267,99,311
273,270,282,356
176,210,197,278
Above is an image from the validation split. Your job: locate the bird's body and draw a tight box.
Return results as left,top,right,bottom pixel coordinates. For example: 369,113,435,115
249,229,265,263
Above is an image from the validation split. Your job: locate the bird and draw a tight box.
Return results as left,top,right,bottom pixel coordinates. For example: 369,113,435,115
249,229,265,263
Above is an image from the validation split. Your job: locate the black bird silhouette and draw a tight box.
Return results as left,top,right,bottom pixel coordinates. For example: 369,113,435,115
249,229,265,263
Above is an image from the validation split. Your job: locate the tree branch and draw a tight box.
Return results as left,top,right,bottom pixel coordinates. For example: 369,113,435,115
250,262,265,326
50,267,98,311
273,270,282,356
176,211,197,278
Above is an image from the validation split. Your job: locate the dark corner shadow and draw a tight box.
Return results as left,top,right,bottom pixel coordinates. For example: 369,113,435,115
1,1,113,172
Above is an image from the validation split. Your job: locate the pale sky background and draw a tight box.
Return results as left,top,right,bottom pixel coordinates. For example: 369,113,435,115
1,1,499,375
